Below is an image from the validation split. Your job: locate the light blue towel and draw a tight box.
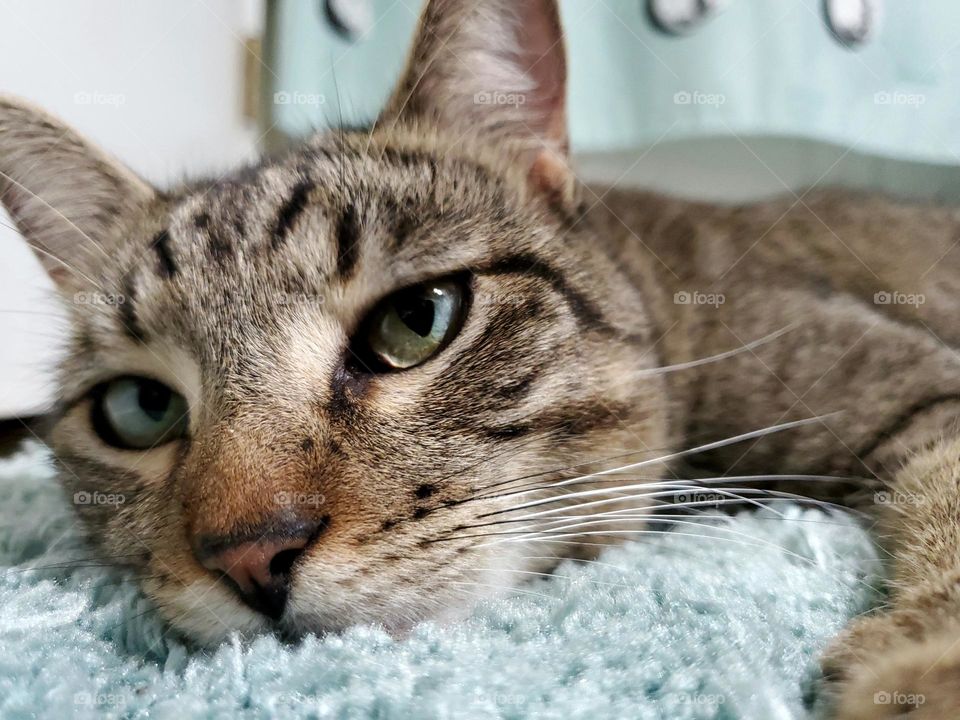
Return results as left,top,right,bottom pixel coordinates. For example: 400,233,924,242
0,446,880,719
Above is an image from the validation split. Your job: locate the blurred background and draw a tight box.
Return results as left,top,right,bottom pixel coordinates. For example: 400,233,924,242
1,0,959,418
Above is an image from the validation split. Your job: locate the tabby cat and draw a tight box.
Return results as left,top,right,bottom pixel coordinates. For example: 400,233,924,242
2,0,959,716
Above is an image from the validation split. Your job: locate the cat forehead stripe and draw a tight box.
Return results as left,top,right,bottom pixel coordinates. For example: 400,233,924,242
476,253,612,334
271,180,314,250
119,270,147,342
335,204,361,280
194,211,234,265
150,229,178,278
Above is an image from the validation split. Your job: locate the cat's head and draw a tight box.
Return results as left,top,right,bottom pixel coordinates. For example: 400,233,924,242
0,0,669,644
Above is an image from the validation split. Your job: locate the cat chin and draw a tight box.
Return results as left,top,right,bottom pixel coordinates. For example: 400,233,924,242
279,604,477,643
281,589,473,638
158,578,271,647
279,560,533,640
157,577,475,646
275,596,485,644
158,547,535,645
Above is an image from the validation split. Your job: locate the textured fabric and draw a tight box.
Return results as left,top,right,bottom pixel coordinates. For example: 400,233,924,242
0,445,880,719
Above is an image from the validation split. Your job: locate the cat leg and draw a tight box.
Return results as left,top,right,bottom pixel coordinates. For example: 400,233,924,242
824,432,960,718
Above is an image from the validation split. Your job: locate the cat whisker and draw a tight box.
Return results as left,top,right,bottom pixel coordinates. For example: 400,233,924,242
443,579,558,602
475,483,777,521
472,471,855,506
2,551,154,572
0,168,111,263
472,529,883,594
2,562,143,574
0,308,68,320
463,416,838,500
471,566,637,590
634,322,800,378
517,552,689,572
464,484,868,527
452,494,859,534
453,513,838,548
511,526,884,596
447,513,708,543
70,573,168,588
457,417,685,498
3,232,105,291
434,423,586,488
622,501,865,526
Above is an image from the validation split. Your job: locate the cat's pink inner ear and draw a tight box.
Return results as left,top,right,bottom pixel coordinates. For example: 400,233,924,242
515,0,569,156
528,146,573,204
514,0,574,200
384,0,572,195
0,96,154,288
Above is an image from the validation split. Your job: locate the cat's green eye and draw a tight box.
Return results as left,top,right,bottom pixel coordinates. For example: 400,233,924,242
91,377,189,450
362,280,467,370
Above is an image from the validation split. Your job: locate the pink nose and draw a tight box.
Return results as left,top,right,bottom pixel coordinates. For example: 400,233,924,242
203,537,308,592
198,523,323,618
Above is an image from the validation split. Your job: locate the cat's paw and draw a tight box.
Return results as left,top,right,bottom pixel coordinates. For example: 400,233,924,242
823,609,960,719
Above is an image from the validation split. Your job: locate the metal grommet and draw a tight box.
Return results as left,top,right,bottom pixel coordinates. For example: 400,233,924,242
323,0,374,42
647,0,729,36
823,0,881,48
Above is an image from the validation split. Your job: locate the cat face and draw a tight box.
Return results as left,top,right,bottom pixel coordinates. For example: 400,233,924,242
0,0,670,644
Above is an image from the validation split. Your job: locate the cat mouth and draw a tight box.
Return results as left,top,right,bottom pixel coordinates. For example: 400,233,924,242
218,574,291,621
194,520,329,624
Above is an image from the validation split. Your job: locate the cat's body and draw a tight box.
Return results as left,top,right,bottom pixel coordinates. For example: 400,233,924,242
603,186,960,478
597,182,960,720
2,0,960,716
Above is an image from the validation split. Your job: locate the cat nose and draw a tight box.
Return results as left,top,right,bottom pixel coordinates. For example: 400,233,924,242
196,520,324,619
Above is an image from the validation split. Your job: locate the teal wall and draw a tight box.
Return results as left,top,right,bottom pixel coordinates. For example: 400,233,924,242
267,0,417,136
267,0,960,166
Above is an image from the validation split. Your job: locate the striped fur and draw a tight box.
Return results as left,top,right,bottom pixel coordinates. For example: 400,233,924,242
3,3,960,713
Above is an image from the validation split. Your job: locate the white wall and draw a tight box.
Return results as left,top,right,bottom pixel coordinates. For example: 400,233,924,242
0,0,263,416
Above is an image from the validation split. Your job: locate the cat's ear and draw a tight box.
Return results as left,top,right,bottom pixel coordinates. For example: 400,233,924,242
381,0,571,200
0,96,155,286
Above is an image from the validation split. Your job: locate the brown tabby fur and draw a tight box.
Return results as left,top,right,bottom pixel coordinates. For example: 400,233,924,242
2,0,960,715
